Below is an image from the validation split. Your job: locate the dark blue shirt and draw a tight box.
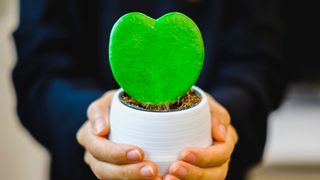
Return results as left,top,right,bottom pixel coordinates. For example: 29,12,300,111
13,0,286,179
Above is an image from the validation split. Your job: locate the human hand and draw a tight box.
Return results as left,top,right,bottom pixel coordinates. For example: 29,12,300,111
164,94,238,180
76,90,160,180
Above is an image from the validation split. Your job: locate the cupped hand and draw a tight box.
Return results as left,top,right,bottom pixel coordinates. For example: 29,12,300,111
164,94,239,180
76,90,160,180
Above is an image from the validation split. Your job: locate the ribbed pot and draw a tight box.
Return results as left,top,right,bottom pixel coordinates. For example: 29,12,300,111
109,86,212,176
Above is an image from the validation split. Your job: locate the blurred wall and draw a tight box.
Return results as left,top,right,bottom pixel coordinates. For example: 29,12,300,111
0,0,49,179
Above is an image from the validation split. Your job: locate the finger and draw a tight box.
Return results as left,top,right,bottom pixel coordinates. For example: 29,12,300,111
163,174,181,180
77,121,144,164
201,161,229,180
169,161,203,180
207,94,231,142
179,126,238,168
87,90,116,136
153,177,162,180
229,125,239,144
85,151,158,180
169,161,229,180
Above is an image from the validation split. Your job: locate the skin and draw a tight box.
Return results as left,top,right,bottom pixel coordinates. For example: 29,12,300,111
77,90,238,180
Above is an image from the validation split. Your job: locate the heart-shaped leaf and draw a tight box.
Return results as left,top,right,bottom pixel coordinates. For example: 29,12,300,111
109,12,204,105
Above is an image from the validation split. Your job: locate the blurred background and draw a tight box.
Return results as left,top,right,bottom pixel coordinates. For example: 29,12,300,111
1,0,320,179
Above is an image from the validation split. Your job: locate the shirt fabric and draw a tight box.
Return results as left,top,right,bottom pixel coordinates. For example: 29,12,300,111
13,0,286,179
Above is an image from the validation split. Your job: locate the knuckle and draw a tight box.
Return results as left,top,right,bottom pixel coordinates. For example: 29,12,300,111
87,139,98,154
221,107,231,124
119,166,131,178
84,152,89,164
91,162,104,179
119,164,141,179
76,124,86,145
221,149,232,162
76,129,82,144
202,154,211,165
175,161,184,167
227,141,235,153
87,101,98,118
109,147,126,163
231,126,239,143
199,149,211,165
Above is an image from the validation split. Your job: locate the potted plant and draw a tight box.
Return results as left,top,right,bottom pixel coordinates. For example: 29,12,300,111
108,12,212,175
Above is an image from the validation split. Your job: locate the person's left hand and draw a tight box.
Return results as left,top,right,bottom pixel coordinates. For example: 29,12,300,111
164,94,238,180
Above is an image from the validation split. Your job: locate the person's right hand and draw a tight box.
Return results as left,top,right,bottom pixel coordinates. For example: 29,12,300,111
76,90,159,180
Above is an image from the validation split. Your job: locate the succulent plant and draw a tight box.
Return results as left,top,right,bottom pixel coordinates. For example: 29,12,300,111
109,12,204,105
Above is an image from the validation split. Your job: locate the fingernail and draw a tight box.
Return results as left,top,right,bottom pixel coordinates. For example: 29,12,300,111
92,117,105,135
127,149,142,161
183,152,196,163
219,124,227,139
140,166,154,177
174,166,187,178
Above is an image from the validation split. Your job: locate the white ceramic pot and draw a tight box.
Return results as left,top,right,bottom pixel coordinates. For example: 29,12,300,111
109,86,212,176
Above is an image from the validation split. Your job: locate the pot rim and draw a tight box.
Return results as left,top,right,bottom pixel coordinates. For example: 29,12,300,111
114,86,207,114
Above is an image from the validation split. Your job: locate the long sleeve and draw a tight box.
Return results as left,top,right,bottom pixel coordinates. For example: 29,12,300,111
209,0,287,179
12,0,105,179
12,0,287,180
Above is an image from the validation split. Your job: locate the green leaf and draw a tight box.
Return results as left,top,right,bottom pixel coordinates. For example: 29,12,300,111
109,12,204,105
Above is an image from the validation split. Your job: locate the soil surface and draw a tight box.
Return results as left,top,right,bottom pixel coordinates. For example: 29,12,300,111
120,89,201,111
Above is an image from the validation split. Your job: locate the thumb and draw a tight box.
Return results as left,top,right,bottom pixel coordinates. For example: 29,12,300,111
87,90,116,136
